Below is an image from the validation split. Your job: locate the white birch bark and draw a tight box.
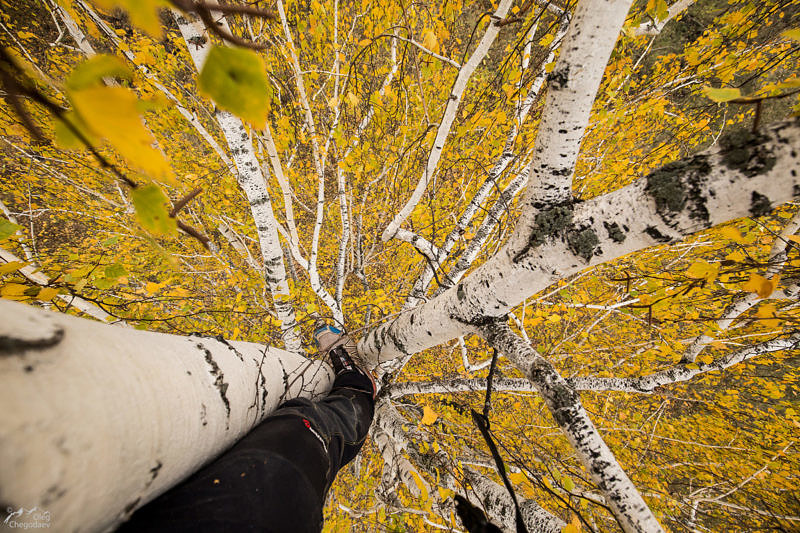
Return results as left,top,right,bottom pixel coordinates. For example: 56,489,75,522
381,0,514,242
568,334,800,393
395,228,442,262
391,331,800,395
50,0,95,57
371,425,427,499
261,127,342,322
275,0,344,324
519,0,633,210
635,0,698,35
434,168,529,296
483,323,664,533
0,299,331,532
359,120,800,363
173,13,301,351
261,126,300,248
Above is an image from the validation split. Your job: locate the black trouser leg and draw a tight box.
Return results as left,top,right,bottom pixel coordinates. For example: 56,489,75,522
117,369,375,533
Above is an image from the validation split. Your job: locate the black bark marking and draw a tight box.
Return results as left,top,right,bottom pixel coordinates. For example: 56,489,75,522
603,221,626,243
145,460,163,489
645,155,711,225
41,484,67,506
720,128,777,177
513,204,574,262
644,226,671,243
197,342,231,427
546,65,570,90
749,191,771,217
123,497,141,515
215,335,245,361
0,327,64,355
567,227,599,261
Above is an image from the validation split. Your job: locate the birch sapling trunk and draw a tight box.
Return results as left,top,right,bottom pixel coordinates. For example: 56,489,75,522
0,300,331,532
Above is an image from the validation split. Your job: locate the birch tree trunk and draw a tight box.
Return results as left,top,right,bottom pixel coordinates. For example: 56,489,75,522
0,299,331,533
173,13,302,352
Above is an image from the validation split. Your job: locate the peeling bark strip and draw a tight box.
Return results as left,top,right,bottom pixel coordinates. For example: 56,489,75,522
359,120,800,363
0,300,331,532
483,323,664,533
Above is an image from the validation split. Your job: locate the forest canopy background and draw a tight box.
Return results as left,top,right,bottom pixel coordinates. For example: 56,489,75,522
1,0,800,531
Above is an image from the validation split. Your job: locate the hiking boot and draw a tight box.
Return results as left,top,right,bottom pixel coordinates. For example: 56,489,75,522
313,322,376,397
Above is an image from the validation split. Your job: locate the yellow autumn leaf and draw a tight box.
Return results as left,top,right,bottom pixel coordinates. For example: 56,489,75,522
786,235,800,244
145,281,162,294
686,260,719,283
508,471,527,485
698,353,714,365
1,283,29,299
782,28,800,41
37,287,60,301
421,405,438,425
421,29,438,52
742,273,780,298
756,303,781,328
437,487,454,500
410,470,430,503
0,261,26,275
69,86,174,182
91,0,168,37
720,226,744,242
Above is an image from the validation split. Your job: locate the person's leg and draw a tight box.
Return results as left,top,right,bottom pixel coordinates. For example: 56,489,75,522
116,367,375,533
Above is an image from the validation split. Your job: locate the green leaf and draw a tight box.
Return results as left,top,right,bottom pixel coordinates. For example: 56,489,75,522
94,278,115,289
132,184,177,235
66,55,132,91
703,87,742,103
654,0,668,21
53,111,96,150
0,218,22,240
563,475,575,492
104,263,127,279
198,46,272,129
